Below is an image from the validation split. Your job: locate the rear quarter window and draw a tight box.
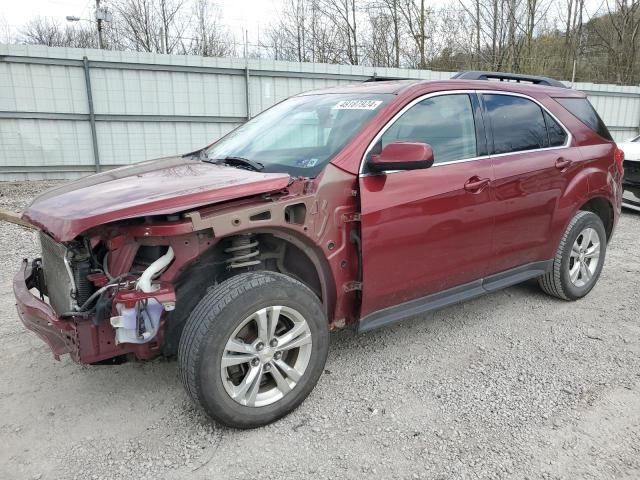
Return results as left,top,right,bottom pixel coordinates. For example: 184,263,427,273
554,97,613,141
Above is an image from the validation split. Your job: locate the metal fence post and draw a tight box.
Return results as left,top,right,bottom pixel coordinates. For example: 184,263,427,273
245,66,251,120
83,56,101,173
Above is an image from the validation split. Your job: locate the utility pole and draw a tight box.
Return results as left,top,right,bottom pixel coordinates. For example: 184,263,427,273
95,0,113,49
160,27,166,54
96,0,104,49
67,0,110,48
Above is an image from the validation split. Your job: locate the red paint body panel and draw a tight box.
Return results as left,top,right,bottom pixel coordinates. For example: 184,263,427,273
22,156,290,241
13,261,75,360
359,158,495,316
14,78,622,364
488,147,584,274
370,142,434,170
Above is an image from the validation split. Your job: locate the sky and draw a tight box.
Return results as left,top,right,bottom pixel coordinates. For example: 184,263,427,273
0,0,282,44
0,0,609,46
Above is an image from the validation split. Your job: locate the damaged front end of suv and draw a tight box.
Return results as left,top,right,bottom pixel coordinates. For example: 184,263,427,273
18,224,182,364
14,91,390,368
14,154,361,365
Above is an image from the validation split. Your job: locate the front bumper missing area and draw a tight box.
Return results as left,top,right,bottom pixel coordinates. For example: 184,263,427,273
13,260,77,360
14,260,164,363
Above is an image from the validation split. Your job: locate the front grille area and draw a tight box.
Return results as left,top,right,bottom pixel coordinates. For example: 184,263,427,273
39,232,75,314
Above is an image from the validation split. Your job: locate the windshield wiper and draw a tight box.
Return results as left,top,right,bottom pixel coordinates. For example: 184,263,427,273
204,156,264,172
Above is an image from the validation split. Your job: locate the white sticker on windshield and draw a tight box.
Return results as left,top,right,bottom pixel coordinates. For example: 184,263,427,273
334,100,383,110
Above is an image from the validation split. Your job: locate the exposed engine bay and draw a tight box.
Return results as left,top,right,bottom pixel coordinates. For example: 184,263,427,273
35,230,177,349
27,221,334,363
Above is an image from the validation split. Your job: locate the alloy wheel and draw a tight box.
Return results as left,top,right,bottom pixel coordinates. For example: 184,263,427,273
220,306,313,407
568,227,601,288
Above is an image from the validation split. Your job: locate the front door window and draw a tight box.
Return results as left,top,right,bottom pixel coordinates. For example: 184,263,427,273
377,94,478,164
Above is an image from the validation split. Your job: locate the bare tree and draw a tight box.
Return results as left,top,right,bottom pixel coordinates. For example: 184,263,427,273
367,0,402,66
308,2,344,63
560,0,584,77
364,9,399,67
590,0,640,83
0,16,14,43
7,0,640,85
19,17,98,48
265,0,311,62
189,0,236,57
263,0,343,63
110,0,189,53
397,0,432,68
318,0,360,64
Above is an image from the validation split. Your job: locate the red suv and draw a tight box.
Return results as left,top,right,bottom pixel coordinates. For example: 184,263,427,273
14,71,623,428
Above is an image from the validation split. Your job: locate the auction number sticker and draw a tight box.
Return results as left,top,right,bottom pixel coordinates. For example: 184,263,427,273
334,100,383,110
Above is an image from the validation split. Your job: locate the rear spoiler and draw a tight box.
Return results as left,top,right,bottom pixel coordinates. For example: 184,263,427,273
452,71,567,89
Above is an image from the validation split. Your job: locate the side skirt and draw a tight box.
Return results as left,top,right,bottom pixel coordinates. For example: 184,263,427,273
357,260,553,333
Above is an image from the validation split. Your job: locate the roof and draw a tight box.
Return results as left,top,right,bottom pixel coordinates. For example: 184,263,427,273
299,79,420,95
299,76,585,98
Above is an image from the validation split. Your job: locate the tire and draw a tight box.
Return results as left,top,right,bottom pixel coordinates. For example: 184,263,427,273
538,210,607,301
178,271,329,428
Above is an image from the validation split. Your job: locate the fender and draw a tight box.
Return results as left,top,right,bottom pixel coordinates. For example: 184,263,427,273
181,163,360,326
547,159,618,258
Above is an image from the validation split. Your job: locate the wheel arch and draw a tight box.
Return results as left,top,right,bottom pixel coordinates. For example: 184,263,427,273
163,227,336,356
578,196,615,241
550,165,615,259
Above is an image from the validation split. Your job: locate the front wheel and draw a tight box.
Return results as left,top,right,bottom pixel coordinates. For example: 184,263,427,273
538,210,607,301
178,271,329,428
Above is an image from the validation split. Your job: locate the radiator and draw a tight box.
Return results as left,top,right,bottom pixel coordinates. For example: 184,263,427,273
39,231,75,315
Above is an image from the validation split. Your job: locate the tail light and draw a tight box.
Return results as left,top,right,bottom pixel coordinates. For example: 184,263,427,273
614,147,624,174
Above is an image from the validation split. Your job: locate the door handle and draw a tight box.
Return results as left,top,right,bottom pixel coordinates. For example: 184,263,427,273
555,157,572,171
464,176,491,193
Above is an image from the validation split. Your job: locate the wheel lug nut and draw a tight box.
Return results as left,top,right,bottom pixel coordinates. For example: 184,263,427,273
264,363,271,371
270,339,278,347
274,352,282,360
256,342,264,351
251,358,259,367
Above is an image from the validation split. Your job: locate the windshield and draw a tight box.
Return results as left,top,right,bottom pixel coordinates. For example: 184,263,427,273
205,93,394,177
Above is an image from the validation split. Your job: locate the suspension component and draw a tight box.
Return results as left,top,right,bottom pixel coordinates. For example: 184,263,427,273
225,234,261,269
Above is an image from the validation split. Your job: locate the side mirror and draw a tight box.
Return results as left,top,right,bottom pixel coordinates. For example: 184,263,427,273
368,142,434,172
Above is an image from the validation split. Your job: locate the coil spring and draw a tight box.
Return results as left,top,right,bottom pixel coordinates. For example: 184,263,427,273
225,234,261,269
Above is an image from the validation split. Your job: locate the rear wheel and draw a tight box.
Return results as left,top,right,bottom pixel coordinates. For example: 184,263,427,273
538,211,607,301
178,271,328,428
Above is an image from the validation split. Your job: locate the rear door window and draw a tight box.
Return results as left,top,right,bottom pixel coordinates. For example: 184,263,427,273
483,94,548,154
544,111,568,147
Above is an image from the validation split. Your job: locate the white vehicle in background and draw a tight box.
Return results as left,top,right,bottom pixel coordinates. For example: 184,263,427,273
619,135,640,211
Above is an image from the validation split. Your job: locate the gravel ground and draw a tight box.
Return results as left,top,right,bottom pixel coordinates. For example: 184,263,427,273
1,181,638,480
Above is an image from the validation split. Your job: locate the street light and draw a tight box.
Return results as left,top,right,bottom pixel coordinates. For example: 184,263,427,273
65,15,99,46
66,1,111,49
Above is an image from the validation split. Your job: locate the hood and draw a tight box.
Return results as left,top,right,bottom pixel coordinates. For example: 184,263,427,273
23,156,291,241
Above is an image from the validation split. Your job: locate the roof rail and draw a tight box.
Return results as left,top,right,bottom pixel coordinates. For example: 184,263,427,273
364,76,413,82
452,71,567,88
